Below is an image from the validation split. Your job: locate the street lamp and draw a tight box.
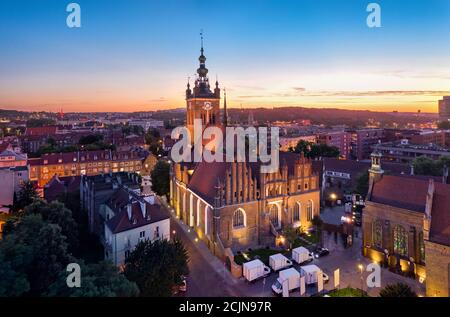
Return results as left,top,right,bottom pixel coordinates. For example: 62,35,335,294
358,264,364,296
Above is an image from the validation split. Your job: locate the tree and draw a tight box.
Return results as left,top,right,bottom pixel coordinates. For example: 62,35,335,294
124,238,189,297
47,260,139,297
354,172,369,197
438,121,450,129
13,181,39,212
151,160,170,197
291,140,340,159
23,199,79,253
281,227,299,249
379,283,417,297
311,216,323,242
0,214,73,296
78,134,103,145
26,118,56,127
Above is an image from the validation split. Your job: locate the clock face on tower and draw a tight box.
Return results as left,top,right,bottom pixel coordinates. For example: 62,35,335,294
202,101,212,111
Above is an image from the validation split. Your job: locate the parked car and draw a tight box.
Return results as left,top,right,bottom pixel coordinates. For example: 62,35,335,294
314,247,330,258
172,276,187,294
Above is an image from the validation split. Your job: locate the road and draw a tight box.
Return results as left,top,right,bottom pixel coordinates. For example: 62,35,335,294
160,200,247,297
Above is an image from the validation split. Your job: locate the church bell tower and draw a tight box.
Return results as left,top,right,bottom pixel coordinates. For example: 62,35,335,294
185,34,221,141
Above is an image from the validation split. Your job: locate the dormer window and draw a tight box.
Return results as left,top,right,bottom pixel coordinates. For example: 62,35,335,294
58,159,62,163
43,160,48,165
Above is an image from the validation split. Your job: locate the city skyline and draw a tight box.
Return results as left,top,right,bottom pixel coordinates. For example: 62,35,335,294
1,0,450,113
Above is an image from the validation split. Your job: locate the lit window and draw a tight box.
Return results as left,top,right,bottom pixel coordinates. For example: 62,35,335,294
233,209,245,228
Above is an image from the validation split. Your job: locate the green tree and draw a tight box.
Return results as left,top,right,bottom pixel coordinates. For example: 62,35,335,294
47,260,139,297
412,156,441,176
23,199,79,253
151,160,170,197
281,227,299,249
437,121,450,129
309,143,340,159
26,118,56,127
354,172,369,197
124,238,189,297
292,140,312,155
13,181,39,212
0,214,73,296
311,216,323,242
379,283,417,297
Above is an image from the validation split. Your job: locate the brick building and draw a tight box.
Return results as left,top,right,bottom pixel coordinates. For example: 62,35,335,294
363,151,450,296
170,44,320,257
28,149,148,187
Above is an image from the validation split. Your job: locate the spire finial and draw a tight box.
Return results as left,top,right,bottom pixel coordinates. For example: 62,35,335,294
200,29,204,54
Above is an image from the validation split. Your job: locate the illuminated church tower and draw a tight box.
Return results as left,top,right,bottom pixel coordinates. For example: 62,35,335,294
185,35,221,140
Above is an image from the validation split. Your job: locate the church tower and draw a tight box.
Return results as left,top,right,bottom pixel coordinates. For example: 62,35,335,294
185,34,221,140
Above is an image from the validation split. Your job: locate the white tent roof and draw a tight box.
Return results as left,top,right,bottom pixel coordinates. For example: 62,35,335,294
292,246,309,254
301,264,321,274
243,259,264,269
270,253,288,261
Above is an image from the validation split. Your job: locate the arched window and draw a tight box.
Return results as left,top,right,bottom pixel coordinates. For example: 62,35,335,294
233,208,245,228
393,225,408,257
293,203,301,222
372,220,383,248
269,204,279,227
306,200,313,221
419,232,425,263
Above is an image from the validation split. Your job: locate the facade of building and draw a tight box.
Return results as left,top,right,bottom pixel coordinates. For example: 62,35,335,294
317,131,351,159
349,128,385,160
103,188,170,267
375,139,450,163
363,152,450,296
279,135,317,152
29,149,147,187
169,45,321,256
438,96,450,122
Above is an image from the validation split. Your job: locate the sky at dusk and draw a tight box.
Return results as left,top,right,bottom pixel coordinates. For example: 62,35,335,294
1,0,450,113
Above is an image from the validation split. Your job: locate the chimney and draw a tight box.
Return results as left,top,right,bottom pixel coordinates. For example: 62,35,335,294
127,203,132,221
140,200,146,218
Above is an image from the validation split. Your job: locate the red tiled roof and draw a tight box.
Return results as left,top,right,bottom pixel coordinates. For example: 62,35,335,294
370,175,428,212
25,126,58,136
105,189,169,234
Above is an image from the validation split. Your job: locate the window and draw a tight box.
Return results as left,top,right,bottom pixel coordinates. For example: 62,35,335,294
304,183,308,190
372,220,383,248
419,232,425,263
139,231,145,239
154,226,160,239
233,209,245,228
293,203,301,222
269,204,279,227
306,200,313,221
393,225,408,257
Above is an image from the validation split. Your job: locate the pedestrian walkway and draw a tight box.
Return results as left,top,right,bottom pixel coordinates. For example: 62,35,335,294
158,197,244,294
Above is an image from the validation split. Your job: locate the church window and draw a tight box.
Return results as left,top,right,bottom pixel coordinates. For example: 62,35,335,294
293,203,301,222
233,209,245,228
306,200,313,221
372,220,383,248
393,225,408,257
269,204,279,227
419,232,425,263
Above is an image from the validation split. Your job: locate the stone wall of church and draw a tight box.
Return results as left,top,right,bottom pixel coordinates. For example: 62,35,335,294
425,240,450,297
363,201,425,276
218,201,260,251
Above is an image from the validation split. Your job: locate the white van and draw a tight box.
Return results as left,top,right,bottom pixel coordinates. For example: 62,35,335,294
269,253,292,271
292,247,314,264
242,259,271,282
272,268,300,295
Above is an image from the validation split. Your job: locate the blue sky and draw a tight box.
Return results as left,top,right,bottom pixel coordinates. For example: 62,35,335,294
0,0,449,112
